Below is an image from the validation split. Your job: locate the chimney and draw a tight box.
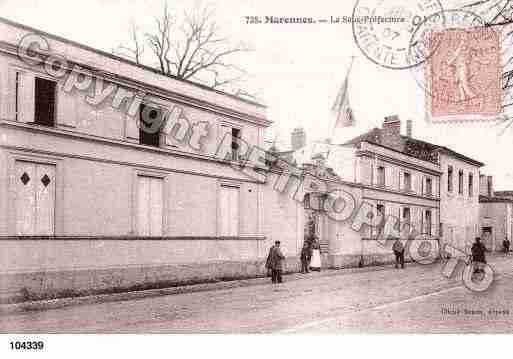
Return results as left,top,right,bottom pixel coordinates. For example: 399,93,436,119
406,119,413,138
291,127,306,151
487,176,494,197
381,115,403,151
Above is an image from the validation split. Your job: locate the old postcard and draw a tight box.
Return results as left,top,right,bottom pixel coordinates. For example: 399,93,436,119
1,0,513,345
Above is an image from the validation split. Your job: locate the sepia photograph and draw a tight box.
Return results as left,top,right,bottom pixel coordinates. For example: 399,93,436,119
1,0,513,354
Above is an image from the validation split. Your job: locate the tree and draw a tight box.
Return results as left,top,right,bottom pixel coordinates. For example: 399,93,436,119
114,2,257,99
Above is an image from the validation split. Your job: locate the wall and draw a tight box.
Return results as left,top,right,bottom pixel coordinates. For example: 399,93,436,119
480,201,512,251
358,142,440,197
0,54,263,161
439,154,481,252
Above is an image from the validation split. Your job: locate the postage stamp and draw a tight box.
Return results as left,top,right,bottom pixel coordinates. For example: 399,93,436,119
352,0,443,70
427,27,501,117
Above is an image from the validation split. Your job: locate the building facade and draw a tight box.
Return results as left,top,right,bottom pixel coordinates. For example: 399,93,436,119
479,179,513,251
438,149,483,254
0,19,308,303
278,115,483,267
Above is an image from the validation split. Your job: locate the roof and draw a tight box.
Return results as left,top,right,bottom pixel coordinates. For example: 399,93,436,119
0,16,266,110
494,191,513,197
479,195,513,203
343,127,484,167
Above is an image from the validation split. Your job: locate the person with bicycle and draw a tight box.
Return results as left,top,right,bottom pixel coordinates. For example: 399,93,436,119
471,237,487,274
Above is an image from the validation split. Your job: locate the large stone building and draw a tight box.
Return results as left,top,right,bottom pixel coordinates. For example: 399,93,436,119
0,19,308,303
278,115,484,266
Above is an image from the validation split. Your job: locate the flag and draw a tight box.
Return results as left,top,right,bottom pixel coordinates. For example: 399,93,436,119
331,57,355,131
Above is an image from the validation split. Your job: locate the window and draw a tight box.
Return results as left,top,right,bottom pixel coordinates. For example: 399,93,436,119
15,161,56,235
425,210,432,235
139,104,164,147
377,166,385,187
458,170,464,195
402,207,411,224
469,173,473,197
402,207,411,237
34,77,56,126
447,166,453,192
231,128,241,161
403,172,411,191
425,177,433,196
375,204,385,237
219,184,240,236
137,176,163,236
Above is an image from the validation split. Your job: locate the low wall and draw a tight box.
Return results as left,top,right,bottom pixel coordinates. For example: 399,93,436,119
0,237,442,304
0,237,294,303
0,254,301,304
330,238,441,268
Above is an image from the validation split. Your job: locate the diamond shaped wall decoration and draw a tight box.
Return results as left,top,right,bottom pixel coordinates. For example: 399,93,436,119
41,174,51,187
20,172,30,185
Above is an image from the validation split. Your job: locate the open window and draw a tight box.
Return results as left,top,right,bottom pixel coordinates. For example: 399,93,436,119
139,104,164,147
403,172,411,191
34,77,56,127
231,127,241,161
425,177,433,196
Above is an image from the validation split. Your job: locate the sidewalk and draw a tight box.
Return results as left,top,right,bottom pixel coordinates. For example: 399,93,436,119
2,253,507,315
0,262,407,315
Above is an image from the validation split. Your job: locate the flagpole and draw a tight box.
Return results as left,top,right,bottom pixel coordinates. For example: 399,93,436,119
330,55,357,141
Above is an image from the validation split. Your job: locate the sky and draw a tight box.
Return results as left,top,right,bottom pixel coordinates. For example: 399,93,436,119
1,0,513,189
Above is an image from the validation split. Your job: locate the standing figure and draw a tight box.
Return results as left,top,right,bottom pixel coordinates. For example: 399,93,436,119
503,238,510,254
265,241,285,284
471,237,487,274
310,240,322,272
300,242,312,274
392,238,405,269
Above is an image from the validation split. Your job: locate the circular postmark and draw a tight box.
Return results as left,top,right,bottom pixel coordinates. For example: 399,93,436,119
409,9,502,118
352,0,444,70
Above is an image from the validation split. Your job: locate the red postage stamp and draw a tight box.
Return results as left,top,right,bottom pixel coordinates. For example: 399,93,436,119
427,27,501,118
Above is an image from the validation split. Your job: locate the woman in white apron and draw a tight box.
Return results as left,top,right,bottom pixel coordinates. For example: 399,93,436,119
310,241,321,271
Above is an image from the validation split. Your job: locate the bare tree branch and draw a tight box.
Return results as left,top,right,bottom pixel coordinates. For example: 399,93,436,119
113,1,256,97
112,21,145,64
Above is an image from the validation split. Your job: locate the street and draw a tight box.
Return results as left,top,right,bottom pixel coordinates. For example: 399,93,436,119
2,255,513,333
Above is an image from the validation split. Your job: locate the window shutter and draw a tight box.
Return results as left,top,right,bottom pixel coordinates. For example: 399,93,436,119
385,166,391,188
219,185,239,236
218,124,233,160
17,71,35,123
432,210,437,237
421,209,426,234
229,187,240,236
162,105,181,146
149,178,163,236
57,85,76,127
125,111,139,140
0,67,15,120
411,174,417,194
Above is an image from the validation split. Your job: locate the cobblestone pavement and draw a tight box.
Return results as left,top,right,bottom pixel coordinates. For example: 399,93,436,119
2,255,513,333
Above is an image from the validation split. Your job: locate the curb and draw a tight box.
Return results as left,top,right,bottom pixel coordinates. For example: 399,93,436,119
0,263,404,315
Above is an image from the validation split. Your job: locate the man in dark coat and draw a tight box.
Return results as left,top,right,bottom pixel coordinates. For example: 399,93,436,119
503,238,510,254
300,242,312,274
471,237,487,273
392,238,405,269
265,241,285,283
